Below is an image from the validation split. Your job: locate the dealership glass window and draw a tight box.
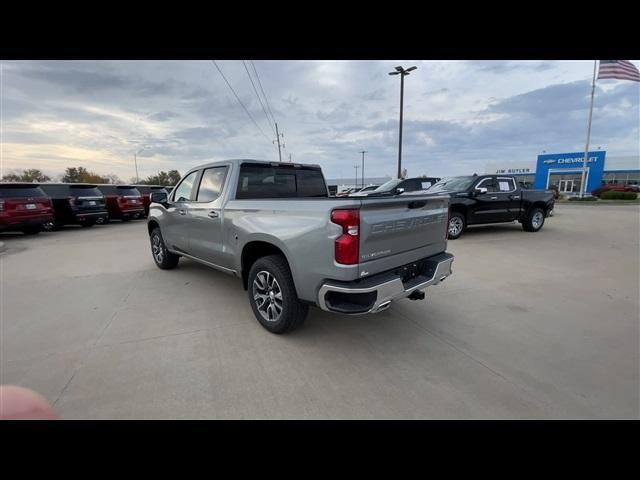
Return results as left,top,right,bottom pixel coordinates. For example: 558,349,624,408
603,172,640,185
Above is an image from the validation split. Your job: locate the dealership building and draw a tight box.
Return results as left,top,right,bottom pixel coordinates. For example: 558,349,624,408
485,152,640,194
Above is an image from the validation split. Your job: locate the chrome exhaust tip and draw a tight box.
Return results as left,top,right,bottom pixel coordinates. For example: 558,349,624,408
372,301,392,313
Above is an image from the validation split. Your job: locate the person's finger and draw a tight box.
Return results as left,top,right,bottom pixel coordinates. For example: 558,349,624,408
0,385,58,420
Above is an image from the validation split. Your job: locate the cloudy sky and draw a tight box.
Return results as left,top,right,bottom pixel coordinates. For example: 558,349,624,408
1,60,638,182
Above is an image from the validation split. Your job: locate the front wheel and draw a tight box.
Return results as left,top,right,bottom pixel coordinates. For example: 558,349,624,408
248,254,308,334
522,207,545,232
150,227,180,269
447,213,465,240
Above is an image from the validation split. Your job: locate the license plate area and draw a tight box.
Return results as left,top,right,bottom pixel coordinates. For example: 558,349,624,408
25,203,37,210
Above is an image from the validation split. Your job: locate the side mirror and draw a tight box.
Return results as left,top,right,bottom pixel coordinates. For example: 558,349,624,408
150,191,168,206
395,187,405,195
475,187,488,195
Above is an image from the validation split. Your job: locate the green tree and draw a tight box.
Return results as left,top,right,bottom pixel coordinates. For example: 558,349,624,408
167,170,181,186
2,169,51,182
62,166,109,184
140,170,181,186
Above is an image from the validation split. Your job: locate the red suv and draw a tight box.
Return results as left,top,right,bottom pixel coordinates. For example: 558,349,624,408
0,183,54,235
96,185,145,221
133,185,168,217
591,183,635,197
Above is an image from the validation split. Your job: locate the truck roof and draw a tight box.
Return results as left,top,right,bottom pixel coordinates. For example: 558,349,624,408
187,159,323,172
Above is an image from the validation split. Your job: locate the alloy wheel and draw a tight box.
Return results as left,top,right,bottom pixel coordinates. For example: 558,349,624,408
252,270,283,323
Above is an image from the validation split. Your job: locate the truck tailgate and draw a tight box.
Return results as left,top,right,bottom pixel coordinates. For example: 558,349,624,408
358,193,449,277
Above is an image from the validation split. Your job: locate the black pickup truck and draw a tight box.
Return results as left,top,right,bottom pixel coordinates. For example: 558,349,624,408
428,175,554,239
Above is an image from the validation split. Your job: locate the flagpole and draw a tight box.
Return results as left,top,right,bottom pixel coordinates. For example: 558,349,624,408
580,60,598,198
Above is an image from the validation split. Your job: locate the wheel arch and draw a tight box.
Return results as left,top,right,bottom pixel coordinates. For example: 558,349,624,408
147,219,160,236
240,240,294,291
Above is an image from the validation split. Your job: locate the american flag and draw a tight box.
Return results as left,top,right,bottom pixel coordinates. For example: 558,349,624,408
597,60,640,82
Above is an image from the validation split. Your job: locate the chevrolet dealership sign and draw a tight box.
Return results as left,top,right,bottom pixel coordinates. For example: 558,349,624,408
534,151,606,193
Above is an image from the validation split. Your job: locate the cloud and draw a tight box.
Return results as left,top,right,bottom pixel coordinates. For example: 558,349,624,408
1,60,638,180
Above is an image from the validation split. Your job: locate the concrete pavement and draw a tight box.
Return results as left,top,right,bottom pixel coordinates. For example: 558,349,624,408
1,204,638,419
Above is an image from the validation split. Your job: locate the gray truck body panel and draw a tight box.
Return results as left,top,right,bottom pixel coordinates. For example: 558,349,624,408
148,159,453,308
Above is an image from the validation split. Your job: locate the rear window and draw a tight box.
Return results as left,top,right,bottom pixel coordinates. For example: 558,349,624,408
40,184,70,197
116,186,141,196
236,163,327,199
97,186,116,195
70,185,102,197
0,185,48,198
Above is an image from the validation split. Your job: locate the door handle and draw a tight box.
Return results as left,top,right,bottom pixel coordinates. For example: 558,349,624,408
490,196,498,200
207,210,219,219
510,195,521,200
178,209,187,215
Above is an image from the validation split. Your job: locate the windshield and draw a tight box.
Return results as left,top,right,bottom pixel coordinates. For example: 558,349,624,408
374,179,402,192
428,176,476,192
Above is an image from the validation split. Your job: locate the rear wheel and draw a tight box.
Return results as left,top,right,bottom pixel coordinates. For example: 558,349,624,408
248,254,308,334
121,216,131,222
523,207,545,232
150,227,180,269
447,212,465,239
81,221,95,228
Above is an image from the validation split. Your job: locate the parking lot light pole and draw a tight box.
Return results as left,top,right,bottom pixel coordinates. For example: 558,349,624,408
354,164,359,188
360,151,367,187
389,65,417,179
134,146,149,183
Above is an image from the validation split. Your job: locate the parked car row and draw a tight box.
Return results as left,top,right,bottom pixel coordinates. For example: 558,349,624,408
0,182,172,235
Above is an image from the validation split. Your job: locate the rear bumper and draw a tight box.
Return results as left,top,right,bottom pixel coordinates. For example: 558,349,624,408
317,252,454,314
73,211,109,222
0,215,54,232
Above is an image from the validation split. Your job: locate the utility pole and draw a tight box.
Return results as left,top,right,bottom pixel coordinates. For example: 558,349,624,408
289,153,292,163
360,151,367,187
389,65,417,179
274,122,284,162
354,165,359,188
134,152,140,183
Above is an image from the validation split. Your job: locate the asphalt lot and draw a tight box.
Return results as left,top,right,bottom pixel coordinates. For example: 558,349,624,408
1,204,638,419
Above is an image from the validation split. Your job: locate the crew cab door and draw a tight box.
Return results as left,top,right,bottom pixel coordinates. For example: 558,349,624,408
185,165,231,269
164,170,200,254
495,177,522,220
468,176,514,224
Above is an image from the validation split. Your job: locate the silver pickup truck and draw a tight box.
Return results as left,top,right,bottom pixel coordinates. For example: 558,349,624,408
147,159,454,333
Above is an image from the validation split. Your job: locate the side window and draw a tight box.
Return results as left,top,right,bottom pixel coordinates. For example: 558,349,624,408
196,167,228,202
497,178,516,192
475,178,498,193
172,171,199,202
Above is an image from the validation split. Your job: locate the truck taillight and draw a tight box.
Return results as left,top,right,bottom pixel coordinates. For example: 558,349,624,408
331,209,360,265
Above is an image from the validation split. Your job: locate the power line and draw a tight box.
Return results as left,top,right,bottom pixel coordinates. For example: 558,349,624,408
211,60,271,143
250,60,277,127
242,60,276,137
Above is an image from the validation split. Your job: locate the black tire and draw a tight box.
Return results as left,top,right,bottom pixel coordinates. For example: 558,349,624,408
81,222,95,228
121,216,132,222
447,212,465,240
150,227,180,269
247,254,308,334
522,207,545,232
22,227,41,235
